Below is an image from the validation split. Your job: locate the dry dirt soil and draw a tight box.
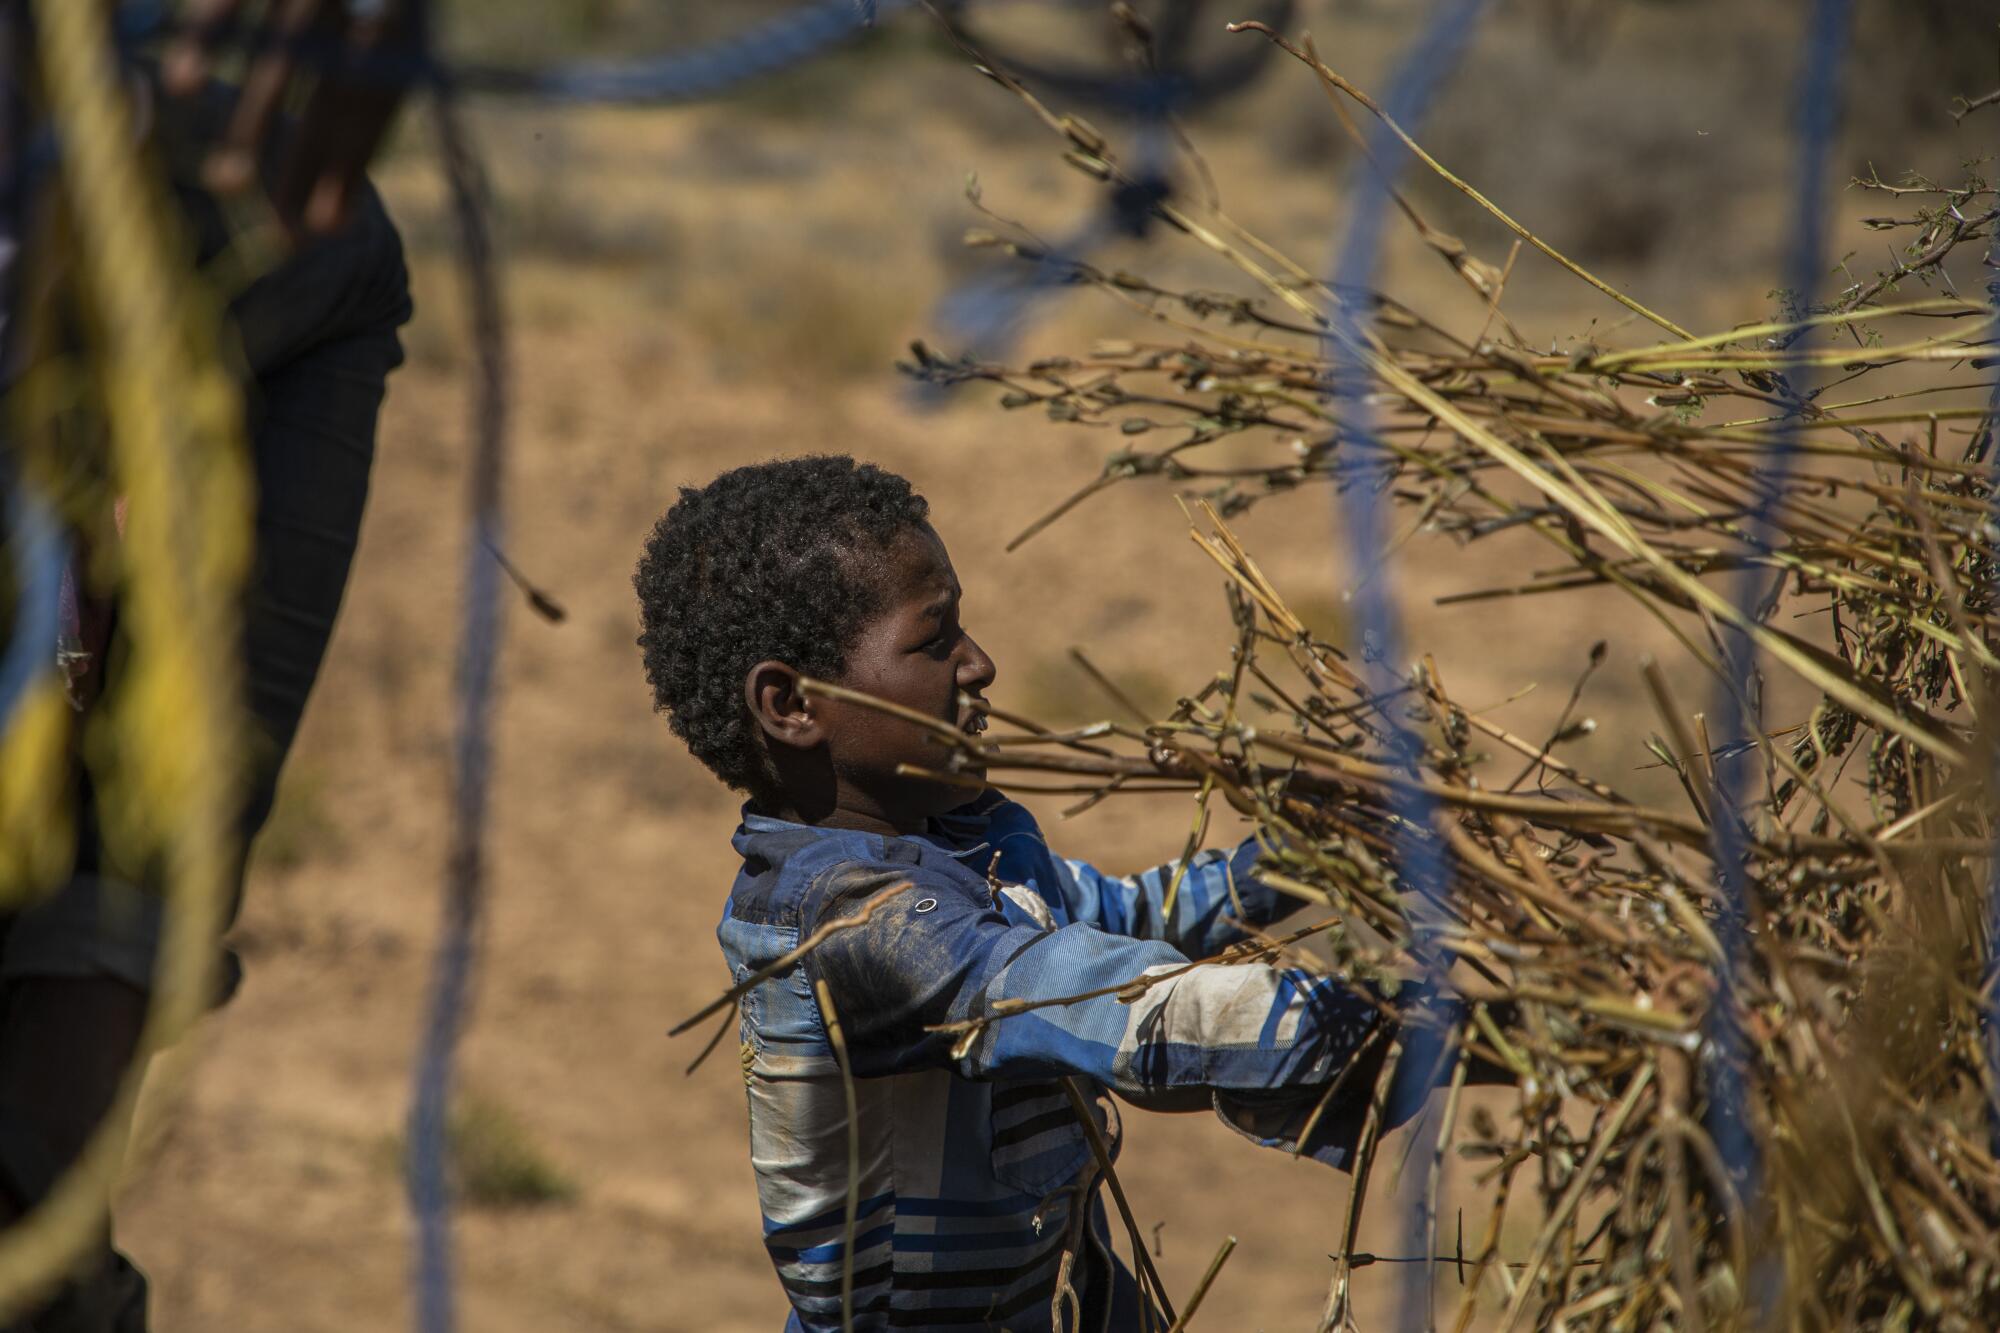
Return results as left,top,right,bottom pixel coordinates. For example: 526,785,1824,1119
103,3,1993,1328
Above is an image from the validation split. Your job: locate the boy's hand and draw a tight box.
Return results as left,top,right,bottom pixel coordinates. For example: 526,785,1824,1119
162,0,419,240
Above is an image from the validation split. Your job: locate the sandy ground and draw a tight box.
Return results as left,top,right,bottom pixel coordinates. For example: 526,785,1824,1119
99,3,1992,1328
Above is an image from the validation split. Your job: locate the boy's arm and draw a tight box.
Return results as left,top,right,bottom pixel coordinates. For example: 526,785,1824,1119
1054,835,1292,957
802,860,1381,1166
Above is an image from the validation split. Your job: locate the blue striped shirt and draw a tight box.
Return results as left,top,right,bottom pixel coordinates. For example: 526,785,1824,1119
718,791,1378,1331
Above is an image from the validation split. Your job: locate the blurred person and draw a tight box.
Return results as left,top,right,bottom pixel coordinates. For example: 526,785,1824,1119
633,456,1464,1332
0,4,417,1328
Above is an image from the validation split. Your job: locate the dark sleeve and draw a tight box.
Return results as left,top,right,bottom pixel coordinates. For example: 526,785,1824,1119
2,102,411,996
227,174,410,866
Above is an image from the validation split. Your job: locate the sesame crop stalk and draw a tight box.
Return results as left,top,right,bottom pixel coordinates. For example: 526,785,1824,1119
875,7,2000,1327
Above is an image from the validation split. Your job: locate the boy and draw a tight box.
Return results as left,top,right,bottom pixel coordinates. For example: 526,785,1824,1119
635,456,1394,1332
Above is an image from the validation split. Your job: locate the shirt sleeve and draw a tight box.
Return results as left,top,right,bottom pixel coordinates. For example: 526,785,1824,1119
801,859,1377,1111
1051,835,1293,957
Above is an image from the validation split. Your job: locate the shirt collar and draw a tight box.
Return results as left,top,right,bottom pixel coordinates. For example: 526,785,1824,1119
732,790,1005,866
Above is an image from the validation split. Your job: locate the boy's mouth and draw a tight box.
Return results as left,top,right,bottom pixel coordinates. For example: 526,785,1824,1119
957,698,989,739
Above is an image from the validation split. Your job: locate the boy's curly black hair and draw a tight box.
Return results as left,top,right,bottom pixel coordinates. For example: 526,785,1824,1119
634,455,931,798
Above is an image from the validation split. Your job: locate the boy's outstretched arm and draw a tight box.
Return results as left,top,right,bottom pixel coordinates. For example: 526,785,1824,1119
801,860,1384,1166
1053,839,1289,958
974,781,1295,955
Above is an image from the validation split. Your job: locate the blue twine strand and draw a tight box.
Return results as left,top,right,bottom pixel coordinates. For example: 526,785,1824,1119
0,474,66,734
112,0,901,105
404,34,511,1333
1700,5,1852,1314
1317,0,1491,1324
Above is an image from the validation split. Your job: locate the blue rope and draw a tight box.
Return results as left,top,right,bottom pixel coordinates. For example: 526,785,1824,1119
926,104,1170,363
471,0,907,103
917,4,1301,366
403,40,510,1333
470,0,1283,109
1317,0,1490,1323
0,472,66,735
0,27,65,743
111,2,1283,112
118,0,1248,371
925,49,1179,368
112,0,905,105
947,0,1295,113
1701,3,1851,1311
929,211,1114,361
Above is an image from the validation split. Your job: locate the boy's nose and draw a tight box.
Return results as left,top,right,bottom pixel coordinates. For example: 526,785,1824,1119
958,634,997,693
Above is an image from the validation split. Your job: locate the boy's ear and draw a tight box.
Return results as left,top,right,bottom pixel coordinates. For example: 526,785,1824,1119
744,661,824,750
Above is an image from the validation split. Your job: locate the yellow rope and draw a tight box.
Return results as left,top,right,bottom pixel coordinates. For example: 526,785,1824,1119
0,682,71,900
0,0,249,1314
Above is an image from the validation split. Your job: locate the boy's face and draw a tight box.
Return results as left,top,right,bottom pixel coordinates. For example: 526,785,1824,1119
749,523,998,834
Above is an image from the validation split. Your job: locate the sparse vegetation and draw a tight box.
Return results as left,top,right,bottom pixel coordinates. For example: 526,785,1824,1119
676,247,919,382
397,1093,579,1209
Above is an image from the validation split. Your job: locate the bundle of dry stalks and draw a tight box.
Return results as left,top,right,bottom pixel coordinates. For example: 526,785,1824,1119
876,24,2000,1332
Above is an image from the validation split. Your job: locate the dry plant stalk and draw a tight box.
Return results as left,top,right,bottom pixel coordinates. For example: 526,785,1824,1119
880,27,2000,1333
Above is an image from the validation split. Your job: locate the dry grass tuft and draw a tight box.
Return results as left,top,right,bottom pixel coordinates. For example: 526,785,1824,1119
443,1093,577,1209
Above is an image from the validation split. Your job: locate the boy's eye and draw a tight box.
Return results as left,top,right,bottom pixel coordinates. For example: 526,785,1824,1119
919,621,960,656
